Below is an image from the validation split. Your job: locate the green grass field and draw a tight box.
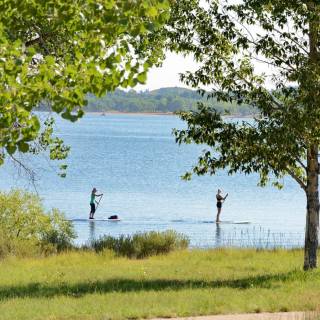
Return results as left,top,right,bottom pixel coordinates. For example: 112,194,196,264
0,249,320,320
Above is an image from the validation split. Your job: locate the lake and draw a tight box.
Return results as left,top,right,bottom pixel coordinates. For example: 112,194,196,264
0,113,307,248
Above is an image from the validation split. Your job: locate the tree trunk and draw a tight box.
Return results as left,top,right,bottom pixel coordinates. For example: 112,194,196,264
304,145,319,270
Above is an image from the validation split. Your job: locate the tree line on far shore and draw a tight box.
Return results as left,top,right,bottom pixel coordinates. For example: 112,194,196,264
83,87,255,115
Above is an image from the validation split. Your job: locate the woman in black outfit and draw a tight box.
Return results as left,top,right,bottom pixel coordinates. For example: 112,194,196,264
216,189,228,223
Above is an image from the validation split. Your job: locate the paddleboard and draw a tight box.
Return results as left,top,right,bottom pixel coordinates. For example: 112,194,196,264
69,218,121,222
216,221,250,224
203,220,250,224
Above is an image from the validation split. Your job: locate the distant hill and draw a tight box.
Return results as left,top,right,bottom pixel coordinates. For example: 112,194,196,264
41,87,255,115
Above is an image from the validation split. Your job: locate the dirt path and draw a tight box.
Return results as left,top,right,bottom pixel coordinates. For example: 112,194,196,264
155,312,318,320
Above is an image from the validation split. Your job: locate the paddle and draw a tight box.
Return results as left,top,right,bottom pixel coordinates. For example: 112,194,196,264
95,194,103,213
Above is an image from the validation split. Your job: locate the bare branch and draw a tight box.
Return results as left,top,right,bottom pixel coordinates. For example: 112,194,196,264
250,55,294,73
8,154,38,193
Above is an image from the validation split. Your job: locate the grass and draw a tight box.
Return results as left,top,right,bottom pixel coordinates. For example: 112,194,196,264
0,249,320,319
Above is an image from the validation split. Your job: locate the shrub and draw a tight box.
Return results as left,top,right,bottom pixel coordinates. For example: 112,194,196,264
89,230,189,258
40,209,76,252
0,229,42,258
0,189,75,257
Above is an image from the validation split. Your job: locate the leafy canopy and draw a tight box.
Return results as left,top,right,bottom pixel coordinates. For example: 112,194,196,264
0,0,169,174
162,0,320,191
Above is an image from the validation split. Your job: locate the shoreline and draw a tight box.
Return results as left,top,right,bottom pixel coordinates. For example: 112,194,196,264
37,110,255,118
86,111,175,116
84,111,254,118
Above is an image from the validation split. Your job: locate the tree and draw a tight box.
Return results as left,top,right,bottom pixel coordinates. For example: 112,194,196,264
0,189,76,253
0,0,169,177
162,0,320,269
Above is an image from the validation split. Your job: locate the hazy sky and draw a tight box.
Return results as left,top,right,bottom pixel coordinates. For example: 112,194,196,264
135,52,198,92
134,50,277,92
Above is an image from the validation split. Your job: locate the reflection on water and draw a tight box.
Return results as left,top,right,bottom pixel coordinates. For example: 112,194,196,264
89,221,95,243
70,219,306,249
215,223,222,247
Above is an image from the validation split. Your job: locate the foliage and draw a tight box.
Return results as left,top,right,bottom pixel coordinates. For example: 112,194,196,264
160,0,320,269
0,189,75,256
69,87,255,115
88,230,189,258
0,228,42,258
40,209,76,252
0,0,170,175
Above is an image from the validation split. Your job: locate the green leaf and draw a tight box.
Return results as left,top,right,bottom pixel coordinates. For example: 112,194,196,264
6,145,17,155
17,141,29,153
147,7,158,17
59,164,68,170
137,72,147,84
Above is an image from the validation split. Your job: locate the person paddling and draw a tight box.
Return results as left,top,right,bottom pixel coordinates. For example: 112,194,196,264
216,189,228,223
89,188,103,219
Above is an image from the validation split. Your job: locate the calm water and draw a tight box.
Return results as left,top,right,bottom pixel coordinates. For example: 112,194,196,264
0,114,307,247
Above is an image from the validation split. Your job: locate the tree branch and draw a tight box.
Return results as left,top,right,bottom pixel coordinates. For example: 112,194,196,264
296,157,307,171
286,168,307,191
8,154,38,190
273,27,309,55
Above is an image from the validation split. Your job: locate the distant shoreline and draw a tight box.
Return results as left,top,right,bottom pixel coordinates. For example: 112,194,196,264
38,110,254,118
86,111,175,116
84,111,254,118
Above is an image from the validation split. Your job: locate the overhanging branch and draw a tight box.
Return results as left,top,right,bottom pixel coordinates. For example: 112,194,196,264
8,154,37,189
286,168,307,192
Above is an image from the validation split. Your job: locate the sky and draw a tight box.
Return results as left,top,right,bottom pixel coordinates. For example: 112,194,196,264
134,52,199,92
134,50,277,92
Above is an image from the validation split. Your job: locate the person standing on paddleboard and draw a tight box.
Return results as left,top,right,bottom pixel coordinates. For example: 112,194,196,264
216,189,228,223
89,188,103,219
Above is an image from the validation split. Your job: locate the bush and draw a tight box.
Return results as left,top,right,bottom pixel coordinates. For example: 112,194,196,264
40,209,76,252
88,230,189,258
0,189,75,257
0,229,42,258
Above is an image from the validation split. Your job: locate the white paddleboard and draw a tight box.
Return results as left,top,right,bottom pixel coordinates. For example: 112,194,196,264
203,220,250,224
216,220,250,224
69,218,121,222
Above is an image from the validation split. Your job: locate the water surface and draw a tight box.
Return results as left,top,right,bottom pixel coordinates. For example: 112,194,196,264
0,114,306,247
